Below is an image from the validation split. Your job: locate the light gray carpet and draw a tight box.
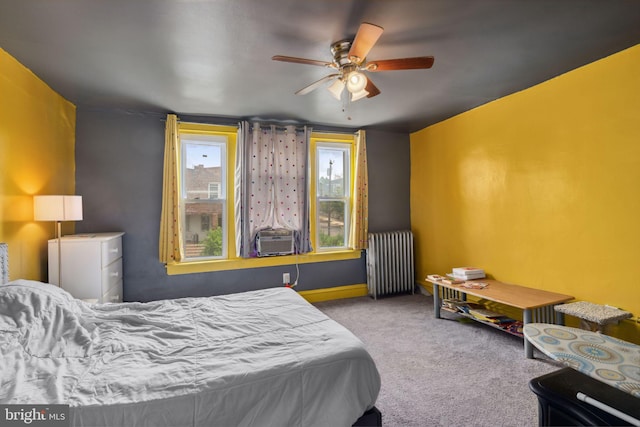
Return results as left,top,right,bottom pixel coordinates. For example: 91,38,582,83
314,291,563,427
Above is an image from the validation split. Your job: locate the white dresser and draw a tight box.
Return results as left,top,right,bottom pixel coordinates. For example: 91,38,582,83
48,232,124,303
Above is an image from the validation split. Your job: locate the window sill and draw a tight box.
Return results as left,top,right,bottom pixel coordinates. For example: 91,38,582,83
165,249,363,275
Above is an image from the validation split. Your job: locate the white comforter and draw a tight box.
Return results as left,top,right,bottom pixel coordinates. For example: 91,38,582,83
0,280,380,427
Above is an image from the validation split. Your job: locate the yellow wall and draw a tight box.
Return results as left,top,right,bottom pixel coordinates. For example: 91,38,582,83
0,48,76,282
410,45,640,342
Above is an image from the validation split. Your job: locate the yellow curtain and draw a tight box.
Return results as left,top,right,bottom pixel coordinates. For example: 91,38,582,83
349,130,369,250
159,114,184,263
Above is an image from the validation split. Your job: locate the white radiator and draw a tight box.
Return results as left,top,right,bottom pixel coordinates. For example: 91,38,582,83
366,231,415,299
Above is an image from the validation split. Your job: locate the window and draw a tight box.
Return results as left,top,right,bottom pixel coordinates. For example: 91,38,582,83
179,127,232,260
201,214,210,231
312,134,354,251
237,123,312,257
163,120,362,276
208,182,220,199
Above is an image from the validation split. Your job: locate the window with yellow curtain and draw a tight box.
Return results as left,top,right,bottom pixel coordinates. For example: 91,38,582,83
160,115,368,270
310,130,368,252
159,117,237,263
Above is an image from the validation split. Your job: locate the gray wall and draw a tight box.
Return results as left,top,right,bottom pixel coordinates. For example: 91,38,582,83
365,129,412,232
75,108,410,302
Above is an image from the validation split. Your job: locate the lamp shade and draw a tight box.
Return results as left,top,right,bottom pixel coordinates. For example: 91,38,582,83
34,195,83,221
350,89,369,102
327,78,345,100
346,71,367,93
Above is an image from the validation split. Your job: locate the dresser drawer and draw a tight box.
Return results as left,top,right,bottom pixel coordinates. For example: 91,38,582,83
102,280,123,303
102,258,123,295
101,236,123,267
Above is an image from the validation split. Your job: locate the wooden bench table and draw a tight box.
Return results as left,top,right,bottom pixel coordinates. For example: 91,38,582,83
426,277,574,358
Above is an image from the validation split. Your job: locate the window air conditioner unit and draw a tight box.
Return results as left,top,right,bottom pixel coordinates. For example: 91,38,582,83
256,229,294,257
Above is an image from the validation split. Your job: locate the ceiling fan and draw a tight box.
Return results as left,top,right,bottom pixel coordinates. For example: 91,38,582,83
272,22,434,102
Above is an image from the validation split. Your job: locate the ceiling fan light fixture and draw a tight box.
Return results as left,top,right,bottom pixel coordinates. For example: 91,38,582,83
327,78,345,100
346,71,367,93
273,21,435,104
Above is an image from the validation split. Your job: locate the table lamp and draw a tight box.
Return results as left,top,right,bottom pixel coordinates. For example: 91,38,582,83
34,195,83,286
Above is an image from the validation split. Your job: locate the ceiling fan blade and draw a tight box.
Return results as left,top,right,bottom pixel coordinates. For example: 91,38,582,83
348,22,384,63
272,55,334,68
365,78,380,98
295,74,340,95
367,56,435,71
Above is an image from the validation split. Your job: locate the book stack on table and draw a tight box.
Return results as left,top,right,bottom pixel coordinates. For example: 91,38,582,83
452,267,485,280
441,298,524,336
468,308,513,324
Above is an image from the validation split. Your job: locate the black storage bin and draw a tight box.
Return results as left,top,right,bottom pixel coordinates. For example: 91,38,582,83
529,367,640,426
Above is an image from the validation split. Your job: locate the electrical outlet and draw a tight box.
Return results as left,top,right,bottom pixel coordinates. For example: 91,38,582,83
283,273,290,284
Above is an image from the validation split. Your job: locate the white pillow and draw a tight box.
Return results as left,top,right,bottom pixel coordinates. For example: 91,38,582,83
0,279,94,357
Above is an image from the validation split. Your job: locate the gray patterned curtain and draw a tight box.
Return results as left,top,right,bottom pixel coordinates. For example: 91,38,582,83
235,122,312,257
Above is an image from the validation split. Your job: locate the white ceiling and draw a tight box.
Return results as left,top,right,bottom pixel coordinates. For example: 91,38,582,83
1,0,639,133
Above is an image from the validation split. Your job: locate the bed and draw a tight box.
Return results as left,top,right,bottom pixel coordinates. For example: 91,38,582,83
0,253,381,426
